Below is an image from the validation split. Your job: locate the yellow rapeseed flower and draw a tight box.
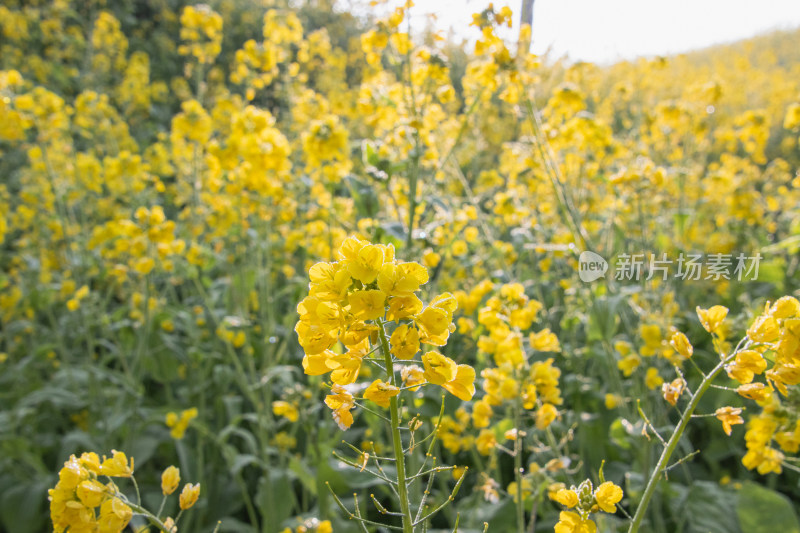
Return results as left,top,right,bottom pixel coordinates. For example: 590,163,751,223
554,511,596,533
594,481,623,512
179,483,201,510
161,466,180,495
363,379,400,408
696,305,728,334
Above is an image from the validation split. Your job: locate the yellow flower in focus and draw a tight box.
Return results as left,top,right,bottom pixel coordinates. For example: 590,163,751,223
442,364,477,401
390,323,420,360
669,331,693,359
696,305,728,333
76,479,106,508
296,322,338,358
387,295,424,321
554,488,578,508
100,450,134,477
662,377,686,406
179,483,200,510
715,406,744,436
415,293,457,346
161,466,180,495
340,237,391,283
594,481,623,513
770,296,800,319
554,511,597,533
348,290,386,320
98,497,133,532
329,354,362,386
401,365,426,390
422,351,457,385
736,382,772,402
363,379,400,408
325,384,355,430
377,262,428,296
163,517,177,533
726,349,767,384
747,314,780,343
80,452,101,474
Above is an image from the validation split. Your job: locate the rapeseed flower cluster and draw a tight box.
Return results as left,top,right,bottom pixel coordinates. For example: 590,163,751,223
49,451,199,533
728,297,800,474
455,282,563,447
552,479,624,533
297,236,475,429
49,452,134,533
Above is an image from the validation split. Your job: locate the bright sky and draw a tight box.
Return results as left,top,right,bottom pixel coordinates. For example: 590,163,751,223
402,0,800,64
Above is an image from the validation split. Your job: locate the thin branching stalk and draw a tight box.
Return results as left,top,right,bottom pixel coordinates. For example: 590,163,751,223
628,345,743,533
127,500,172,532
513,389,525,533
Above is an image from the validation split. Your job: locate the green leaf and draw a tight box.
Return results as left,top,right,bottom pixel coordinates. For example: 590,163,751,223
289,456,317,496
609,418,632,450
362,140,379,167
736,481,800,533
129,432,162,467
683,481,741,533
0,477,49,533
381,221,407,242
755,256,785,285
256,470,293,533
18,386,85,412
460,494,516,531
587,291,626,342
761,235,800,254
230,454,263,476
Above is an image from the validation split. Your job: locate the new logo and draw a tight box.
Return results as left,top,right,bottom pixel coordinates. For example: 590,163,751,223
579,251,608,282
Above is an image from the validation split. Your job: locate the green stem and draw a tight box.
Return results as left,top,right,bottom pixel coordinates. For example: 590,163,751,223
156,494,167,520
513,397,525,533
628,350,738,533
523,97,593,251
376,318,414,533
127,500,172,532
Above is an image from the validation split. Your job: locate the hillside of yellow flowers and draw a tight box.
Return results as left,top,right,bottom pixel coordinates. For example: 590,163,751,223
1,1,800,532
